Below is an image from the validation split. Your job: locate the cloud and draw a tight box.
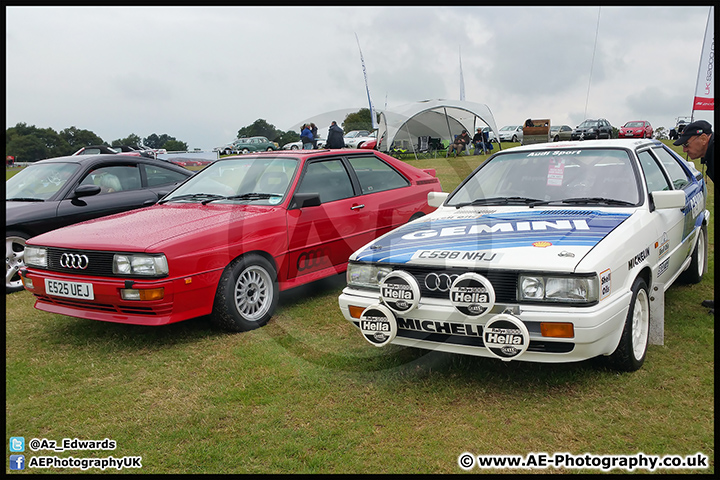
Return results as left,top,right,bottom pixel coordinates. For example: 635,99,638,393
5,6,712,149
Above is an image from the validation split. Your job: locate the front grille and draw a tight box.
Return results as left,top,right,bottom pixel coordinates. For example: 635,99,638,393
397,266,518,302
43,248,164,279
46,248,115,277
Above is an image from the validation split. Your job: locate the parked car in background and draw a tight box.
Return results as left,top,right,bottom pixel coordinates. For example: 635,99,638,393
159,157,212,167
20,149,442,332
339,139,708,372
619,121,653,139
6,154,193,293
669,117,692,140
343,130,376,149
282,137,327,150
219,136,278,155
359,139,377,150
571,118,614,140
550,124,573,142
73,145,155,158
498,125,523,143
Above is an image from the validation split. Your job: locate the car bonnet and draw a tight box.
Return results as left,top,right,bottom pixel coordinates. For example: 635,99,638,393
26,203,278,252
350,208,632,271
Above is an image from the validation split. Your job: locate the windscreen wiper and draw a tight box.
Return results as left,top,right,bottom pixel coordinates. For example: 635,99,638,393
454,197,547,208
560,197,635,206
158,193,225,204
203,193,276,204
7,197,44,202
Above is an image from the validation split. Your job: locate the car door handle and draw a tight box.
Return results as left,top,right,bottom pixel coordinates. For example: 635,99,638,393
351,204,365,210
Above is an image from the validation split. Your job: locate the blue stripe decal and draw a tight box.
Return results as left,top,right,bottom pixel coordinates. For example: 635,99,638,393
355,211,631,263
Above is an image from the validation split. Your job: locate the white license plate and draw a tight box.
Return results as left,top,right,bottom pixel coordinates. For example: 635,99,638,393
45,279,94,300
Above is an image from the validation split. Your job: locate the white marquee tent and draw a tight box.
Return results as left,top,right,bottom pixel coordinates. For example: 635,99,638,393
375,99,502,154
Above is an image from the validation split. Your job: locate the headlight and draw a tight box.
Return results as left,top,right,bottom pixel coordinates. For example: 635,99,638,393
24,246,47,268
519,274,598,304
347,262,392,289
113,254,168,276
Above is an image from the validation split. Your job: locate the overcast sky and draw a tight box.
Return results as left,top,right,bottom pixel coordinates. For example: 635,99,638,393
5,6,714,150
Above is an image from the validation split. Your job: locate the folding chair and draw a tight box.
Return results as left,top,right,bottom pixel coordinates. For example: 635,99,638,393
416,136,431,159
428,137,443,157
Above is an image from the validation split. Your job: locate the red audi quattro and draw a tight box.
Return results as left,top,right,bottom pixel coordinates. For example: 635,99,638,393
20,150,441,332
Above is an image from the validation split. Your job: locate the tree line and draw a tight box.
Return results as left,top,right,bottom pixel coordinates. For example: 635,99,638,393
5,123,190,163
5,109,376,163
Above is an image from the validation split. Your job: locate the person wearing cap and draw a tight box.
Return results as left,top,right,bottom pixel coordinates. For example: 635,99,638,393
673,119,714,183
448,129,471,157
472,127,486,155
672,120,714,314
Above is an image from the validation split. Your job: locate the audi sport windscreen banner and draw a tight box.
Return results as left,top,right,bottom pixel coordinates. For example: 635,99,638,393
693,6,714,112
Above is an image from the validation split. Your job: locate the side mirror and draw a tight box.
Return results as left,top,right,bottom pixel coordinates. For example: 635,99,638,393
73,184,101,198
428,191,448,208
651,190,686,210
290,192,321,209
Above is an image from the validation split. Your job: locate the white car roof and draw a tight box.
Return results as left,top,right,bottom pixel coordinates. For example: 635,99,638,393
501,138,657,152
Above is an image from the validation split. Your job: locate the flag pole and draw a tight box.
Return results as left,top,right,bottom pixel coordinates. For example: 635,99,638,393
355,33,378,129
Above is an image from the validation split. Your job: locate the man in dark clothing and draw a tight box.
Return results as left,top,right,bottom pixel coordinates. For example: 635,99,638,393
326,121,345,149
472,128,485,155
448,130,471,156
673,119,714,314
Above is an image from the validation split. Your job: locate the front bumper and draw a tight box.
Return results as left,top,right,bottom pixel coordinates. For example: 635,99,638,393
338,286,631,364
21,267,222,326
621,131,643,138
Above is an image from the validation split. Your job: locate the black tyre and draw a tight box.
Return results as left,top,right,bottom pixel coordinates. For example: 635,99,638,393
6,231,30,293
678,224,707,284
606,277,650,372
211,254,278,332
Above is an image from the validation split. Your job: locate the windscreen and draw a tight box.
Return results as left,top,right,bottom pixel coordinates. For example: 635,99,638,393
446,148,641,207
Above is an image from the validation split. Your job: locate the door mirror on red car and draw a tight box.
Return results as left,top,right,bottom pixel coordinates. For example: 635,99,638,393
290,193,322,209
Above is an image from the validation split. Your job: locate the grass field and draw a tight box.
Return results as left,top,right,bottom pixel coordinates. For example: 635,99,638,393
5,141,714,473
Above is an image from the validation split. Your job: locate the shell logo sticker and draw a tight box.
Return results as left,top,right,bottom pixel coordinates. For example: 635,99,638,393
380,271,420,314
449,273,495,318
359,304,397,347
483,314,530,361
533,241,552,248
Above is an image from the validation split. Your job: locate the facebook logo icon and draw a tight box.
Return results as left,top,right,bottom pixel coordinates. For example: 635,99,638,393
10,454,25,470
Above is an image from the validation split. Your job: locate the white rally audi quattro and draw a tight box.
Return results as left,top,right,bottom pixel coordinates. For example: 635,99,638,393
338,139,709,371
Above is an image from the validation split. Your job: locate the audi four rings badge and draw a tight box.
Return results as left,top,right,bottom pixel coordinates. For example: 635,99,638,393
424,273,459,292
60,253,89,269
